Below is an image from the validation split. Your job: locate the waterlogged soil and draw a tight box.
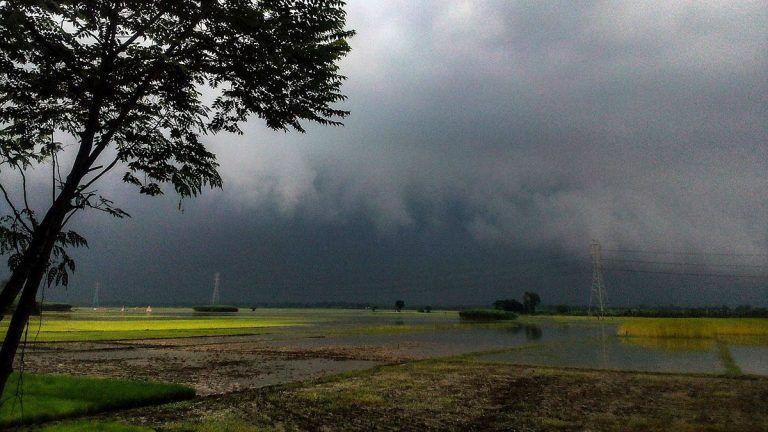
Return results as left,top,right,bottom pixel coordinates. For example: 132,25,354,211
15,326,544,395
17,335,396,395
94,360,768,432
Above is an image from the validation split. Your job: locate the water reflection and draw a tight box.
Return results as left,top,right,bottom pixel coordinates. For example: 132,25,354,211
620,337,715,352
474,323,733,375
506,324,543,341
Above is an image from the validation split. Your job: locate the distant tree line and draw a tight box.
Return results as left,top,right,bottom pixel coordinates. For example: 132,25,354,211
540,304,768,318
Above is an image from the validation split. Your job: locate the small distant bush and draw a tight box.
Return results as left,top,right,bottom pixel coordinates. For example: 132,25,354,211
193,305,238,312
459,309,517,321
417,306,433,313
41,303,73,312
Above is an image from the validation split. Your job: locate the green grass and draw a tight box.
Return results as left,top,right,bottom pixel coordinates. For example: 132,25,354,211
34,420,155,432
717,343,742,377
0,373,194,427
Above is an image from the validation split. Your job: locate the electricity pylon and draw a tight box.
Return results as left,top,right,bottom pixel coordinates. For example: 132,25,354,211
211,272,220,304
589,240,607,319
92,282,100,309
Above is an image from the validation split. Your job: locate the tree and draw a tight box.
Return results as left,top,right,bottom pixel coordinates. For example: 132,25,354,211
493,299,525,313
0,0,353,395
394,300,404,312
522,292,541,314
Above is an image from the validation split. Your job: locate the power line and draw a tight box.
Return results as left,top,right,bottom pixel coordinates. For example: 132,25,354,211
603,249,768,257
604,267,768,278
602,258,767,268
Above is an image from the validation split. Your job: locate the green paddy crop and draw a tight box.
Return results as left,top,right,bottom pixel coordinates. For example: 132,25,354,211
0,373,194,427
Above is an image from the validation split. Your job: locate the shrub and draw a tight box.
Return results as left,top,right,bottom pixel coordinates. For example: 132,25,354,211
459,309,517,321
193,305,239,313
41,303,73,312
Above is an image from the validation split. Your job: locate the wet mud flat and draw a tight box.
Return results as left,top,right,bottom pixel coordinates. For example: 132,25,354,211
15,326,545,396
16,335,403,395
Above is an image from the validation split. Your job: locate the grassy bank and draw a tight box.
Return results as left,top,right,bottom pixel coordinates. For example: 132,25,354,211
0,373,194,427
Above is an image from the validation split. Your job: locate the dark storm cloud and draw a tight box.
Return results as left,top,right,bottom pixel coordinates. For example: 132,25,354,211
6,1,767,306
209,1,767,252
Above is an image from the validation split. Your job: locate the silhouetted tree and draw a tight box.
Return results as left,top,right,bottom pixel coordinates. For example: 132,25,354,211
395,300,405,312
523,292,541,314
0,0,352,395
493,299,525,313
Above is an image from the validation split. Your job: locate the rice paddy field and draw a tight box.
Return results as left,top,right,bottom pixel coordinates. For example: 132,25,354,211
616,317,768,342
2,308,767,431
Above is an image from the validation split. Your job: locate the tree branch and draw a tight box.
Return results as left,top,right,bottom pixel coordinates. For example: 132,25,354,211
86,9,209,167
78,155,120,193
9,160,31,216
0,182,32,234
115,8,168,54
18,14,85,82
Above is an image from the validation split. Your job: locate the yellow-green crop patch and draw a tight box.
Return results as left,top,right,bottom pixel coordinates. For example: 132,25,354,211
0,317,307,342
617,317,768,343
0,308,464,342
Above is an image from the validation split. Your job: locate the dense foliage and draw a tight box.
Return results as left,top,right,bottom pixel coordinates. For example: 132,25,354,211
539,305,768,318
494,291,540,314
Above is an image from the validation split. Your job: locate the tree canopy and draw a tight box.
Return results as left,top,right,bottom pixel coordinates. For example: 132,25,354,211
0,0,352,284
0,0,353,396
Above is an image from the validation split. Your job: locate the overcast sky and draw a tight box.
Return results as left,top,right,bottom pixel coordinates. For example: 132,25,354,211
5,1,768,307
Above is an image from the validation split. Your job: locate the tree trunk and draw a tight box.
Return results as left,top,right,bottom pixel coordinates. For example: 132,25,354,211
0,196,72,396
0,253,49,393
0,238,45,316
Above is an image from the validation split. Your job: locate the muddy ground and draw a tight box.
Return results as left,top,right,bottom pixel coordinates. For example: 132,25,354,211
93,360,768,432
17,334,413,395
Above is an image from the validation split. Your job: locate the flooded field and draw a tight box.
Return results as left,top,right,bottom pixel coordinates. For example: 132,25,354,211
7,309,768,430
17,309,768,398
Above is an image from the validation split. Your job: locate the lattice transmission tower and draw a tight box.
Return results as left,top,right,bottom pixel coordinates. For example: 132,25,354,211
92,282,100,309
211,272,221,304
589,241,607,319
